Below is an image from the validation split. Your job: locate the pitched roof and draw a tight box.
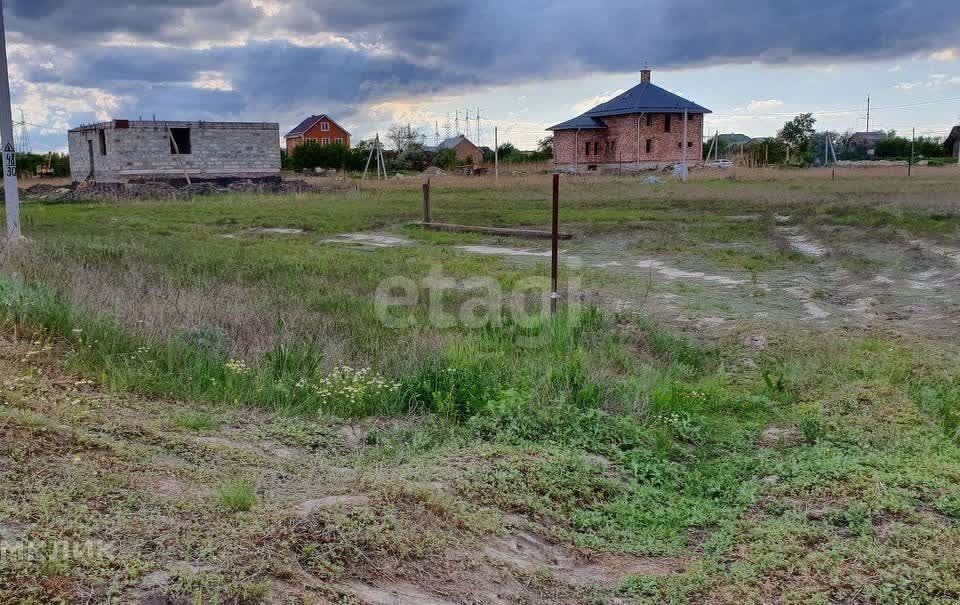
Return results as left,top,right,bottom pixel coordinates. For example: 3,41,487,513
717,133,751,145
945,126,960,149
547,115,609,131
425,135,478,152
284,114,351,138
547,80,710,131
584,81,710,117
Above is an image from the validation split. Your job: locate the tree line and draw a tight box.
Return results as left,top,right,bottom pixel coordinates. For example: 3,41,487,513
284,122,554,173
706,113,953,166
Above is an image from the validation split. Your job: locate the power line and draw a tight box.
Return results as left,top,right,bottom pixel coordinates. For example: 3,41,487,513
708,95,960,118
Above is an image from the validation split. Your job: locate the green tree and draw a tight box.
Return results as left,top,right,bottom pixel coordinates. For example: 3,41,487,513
291,141,352,171
497,142,519,162
433,148,457,170
778,113,817,156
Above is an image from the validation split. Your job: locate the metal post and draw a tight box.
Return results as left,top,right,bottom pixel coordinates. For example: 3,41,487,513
494,126,498,179
909,127,915,177
422,178,431,224
550,173,559,316
0,1,20,240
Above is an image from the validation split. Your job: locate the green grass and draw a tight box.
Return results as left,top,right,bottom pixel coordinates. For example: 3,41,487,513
3,175,960,602
216,479,256,512
174,411,218,431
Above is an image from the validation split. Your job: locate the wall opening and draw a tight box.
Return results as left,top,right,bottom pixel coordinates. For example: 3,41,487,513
97,129,106,155
170,128,192,154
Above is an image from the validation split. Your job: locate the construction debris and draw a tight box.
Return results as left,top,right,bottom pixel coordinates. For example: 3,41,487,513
12,178,346,202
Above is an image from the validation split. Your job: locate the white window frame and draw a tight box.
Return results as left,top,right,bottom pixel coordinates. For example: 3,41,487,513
334,137,343,144
321,137,329,145
320,122,330,131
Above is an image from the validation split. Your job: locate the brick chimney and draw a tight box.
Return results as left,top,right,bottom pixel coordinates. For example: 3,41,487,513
641,69,651,84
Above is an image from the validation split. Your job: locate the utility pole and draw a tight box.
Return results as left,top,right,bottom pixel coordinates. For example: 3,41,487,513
866,94,871,133
680,107,688,180
824,134,829,167
909,127,915,177
494,126,499,179
550,173,559,316
0,0,19,239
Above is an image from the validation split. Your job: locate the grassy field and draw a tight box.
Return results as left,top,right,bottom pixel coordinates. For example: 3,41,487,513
1,169,960,603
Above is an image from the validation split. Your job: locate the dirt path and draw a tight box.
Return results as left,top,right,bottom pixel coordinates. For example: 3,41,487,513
0,334,686,604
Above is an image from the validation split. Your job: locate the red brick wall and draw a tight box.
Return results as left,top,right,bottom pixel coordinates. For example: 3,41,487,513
285,117,351,153
553,112,703,167
455,140,484,165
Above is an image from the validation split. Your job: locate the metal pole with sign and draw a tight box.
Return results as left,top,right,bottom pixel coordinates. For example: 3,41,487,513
0,1,19,239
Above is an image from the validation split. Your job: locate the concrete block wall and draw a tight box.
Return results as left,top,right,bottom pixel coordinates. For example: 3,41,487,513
553,113,704,171
68,121,281,182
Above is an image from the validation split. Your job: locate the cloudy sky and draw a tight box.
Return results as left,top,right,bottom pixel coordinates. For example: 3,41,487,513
6,0,960,152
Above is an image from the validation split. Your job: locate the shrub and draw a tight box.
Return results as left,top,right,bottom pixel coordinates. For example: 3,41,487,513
216,479,256,512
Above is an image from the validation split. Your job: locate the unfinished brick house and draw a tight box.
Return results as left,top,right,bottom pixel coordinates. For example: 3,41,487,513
548,70,710,172
67,120,281,183
425,135,483,165
284,114,351,153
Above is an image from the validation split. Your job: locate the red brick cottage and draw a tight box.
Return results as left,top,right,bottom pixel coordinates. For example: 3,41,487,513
548,70,710,172
284,114,351,153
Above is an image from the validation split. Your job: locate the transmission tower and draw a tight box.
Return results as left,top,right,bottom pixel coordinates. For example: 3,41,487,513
476,108,482,147
14,108,30,154
442,115,452,140
464,109,471,140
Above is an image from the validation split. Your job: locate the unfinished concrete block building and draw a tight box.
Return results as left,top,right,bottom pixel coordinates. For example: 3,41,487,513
67,120,281,183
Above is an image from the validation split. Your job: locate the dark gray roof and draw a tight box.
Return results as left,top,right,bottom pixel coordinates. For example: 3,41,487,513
945,126,960,149
584,81,710,117
425,135,477,151
284,114,351,138
548,80,710,131
717,133,751,145
547,115,609,131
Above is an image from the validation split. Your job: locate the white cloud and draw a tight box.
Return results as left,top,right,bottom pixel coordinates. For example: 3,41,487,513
930,48,959,61
745,99,784,112
572,89,625,114
731,99,786,113
895,75,960,90
192,71,234,92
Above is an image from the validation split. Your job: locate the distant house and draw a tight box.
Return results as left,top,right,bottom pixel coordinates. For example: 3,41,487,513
547,69,710,172
945,126,960,158
284,115,351,154
425,135,483,165
717,133,751,146
847,131,884,156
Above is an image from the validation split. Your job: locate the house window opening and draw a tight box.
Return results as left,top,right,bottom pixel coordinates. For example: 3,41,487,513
98,129,106,155
170,128,191,154
645,139,653,154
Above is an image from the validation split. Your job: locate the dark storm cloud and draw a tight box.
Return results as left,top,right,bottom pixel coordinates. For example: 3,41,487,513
7,0,262,44
7,0,960,140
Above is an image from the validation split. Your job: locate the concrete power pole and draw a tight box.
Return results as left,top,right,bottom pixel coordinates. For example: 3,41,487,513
494,126,499,179
866,94,871,133
0,0,20,239
680,108,688,181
